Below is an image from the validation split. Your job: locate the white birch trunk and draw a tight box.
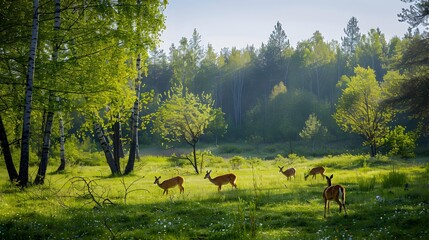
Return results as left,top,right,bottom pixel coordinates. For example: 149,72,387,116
57,112,66,172
19,0,39,187
94,122,119,175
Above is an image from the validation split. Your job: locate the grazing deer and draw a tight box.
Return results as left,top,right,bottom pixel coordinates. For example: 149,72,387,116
278,166,296,180
204,170,237,191
323,174,347,218
304,166,325,180
154,176,184,195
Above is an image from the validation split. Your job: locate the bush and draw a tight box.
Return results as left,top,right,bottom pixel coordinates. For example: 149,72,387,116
249,157,263,167
230,156,246,169
205,155,228,168
64,135,106,166
287,153,306,161
168,154,188,167
382,168,407,188
385,126,418,158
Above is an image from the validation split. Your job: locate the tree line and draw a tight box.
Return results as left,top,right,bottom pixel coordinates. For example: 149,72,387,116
143,11,428,157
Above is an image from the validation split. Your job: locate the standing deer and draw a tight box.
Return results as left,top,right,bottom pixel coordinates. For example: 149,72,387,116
154,176,184,195
204,170,237,191
323,174,347,218
278,166,296,180
304,166,325,180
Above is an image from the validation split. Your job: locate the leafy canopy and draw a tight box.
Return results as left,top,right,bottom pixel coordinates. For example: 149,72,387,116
334,66,396,155
153,85,216,146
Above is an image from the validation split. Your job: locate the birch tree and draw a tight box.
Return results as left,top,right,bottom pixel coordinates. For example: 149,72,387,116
18,0,39,187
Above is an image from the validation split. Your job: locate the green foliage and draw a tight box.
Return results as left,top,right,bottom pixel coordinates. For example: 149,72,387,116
358,176,377,191
204,155,228,168
334,66,396,156
0,153,428,239
287,153,306,162
230,156,246,169
218,145,243,154
246,89,332,142
65,135,104,166
382,168,408,188
384,125,418,158
153,85,215,145
299,113,327,142
206,108,228,141
269,81,287,100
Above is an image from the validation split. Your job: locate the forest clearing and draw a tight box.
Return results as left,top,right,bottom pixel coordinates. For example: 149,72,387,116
1,0,428,239
1,152,428,239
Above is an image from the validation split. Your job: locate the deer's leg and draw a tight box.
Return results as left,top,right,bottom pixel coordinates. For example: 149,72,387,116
335,198,342,213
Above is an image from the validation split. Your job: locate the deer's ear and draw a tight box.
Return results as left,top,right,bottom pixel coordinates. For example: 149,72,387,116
330,174,333,179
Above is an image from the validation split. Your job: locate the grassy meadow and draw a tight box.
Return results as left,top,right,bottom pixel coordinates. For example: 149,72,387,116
0,152,428,239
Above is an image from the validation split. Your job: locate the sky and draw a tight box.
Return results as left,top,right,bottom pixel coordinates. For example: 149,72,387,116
159,0,412,52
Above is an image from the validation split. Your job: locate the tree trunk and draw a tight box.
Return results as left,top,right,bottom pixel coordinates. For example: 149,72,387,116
0,115,19,182
19,0,39,187
56,113,66,172
125,54,141,175
191,143,199,174
112,121,122,171
51,0,64,173
370,140,377,157
94,122,120,175
34,110,54,185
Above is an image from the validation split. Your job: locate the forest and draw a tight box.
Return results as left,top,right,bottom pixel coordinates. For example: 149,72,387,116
0,0,428,239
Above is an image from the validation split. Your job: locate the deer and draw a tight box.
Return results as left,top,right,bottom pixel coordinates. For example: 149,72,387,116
154,176,184,195
204,170,237,191
304,166,325,181
278,166,296,180
323,174,347,218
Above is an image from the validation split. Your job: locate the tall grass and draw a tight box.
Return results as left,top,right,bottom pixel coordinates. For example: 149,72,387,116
357,175,377,191
0,154,427,239
381,167,408,188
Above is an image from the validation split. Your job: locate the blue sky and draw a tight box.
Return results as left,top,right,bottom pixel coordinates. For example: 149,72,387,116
159,0,411,52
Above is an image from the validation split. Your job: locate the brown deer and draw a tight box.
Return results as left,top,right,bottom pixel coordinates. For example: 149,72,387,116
204,170,237,191
154,176,184,195
278,166,296,180
304,166,325,180
323,174,347,218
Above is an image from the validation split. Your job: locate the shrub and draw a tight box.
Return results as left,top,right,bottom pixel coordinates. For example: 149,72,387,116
273,154,287,164
66,135,104,166
205,155,228,167
168,154,188,167
287,153,306,161
382,168,407,188
249,157,262,166
385,125,418,158
230,156,246,169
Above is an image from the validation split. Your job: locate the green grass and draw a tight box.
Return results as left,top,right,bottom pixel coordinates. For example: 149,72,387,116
0,154,428,239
